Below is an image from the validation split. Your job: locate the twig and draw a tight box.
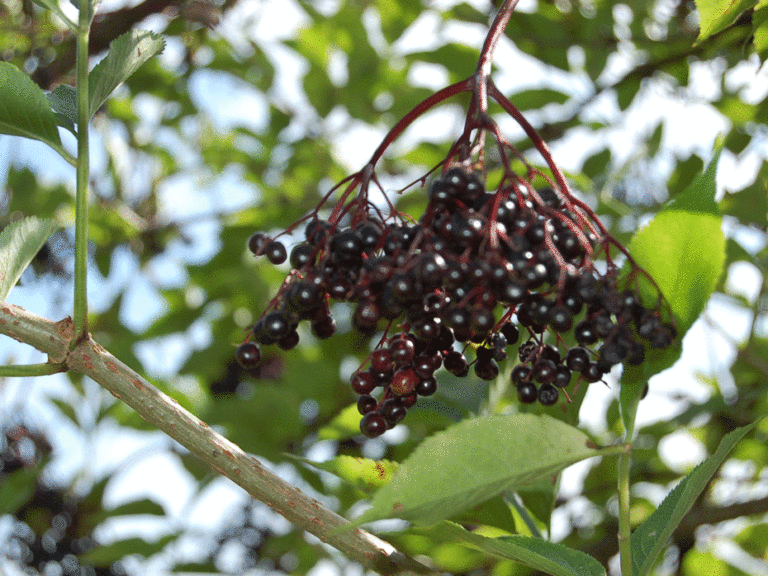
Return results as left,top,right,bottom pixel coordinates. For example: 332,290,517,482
0,303,439,576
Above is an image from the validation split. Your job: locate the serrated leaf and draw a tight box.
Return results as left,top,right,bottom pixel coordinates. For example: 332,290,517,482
0,216,59,301
0,63,62,148
631,418,763,576
89,30,165,119
423,522,606,576
695,0,757,43
350,414,623,526
621,148,725,414
47,84,78,136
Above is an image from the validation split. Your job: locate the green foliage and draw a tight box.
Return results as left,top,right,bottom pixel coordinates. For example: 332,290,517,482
422,522,607,576
0,216,59,301
1,0,768,574
631,419,763,576
88,30,165,119
695,0,758,42
351,414,623,527
0,62,62,149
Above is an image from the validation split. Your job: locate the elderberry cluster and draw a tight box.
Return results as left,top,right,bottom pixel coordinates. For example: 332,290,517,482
237,167,674,438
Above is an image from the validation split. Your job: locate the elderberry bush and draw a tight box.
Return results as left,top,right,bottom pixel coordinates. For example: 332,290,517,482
238,167,675,438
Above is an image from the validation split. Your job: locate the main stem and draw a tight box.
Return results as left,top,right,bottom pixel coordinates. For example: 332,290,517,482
618,394,640,576
73,5,91,344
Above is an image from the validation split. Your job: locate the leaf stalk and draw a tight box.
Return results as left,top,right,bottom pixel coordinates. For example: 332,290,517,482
72,3,91,344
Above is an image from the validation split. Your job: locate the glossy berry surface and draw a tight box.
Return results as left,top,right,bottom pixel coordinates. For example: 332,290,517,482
242,166,676,432
236,342,261,369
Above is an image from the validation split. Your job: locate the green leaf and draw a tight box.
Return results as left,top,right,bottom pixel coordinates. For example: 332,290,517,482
47,84,78,136
695,0,757,43
297,455,399,494
510,89,570,111
0,467,39,514
89,30,165,119
423,522,606,576
631,418,764,576
647,122,663,157
78,534,178,566
350,414,622,526
720,160,768,228
30,0,77,30
0,216,59,301
0,62,62,148
754,3,768,60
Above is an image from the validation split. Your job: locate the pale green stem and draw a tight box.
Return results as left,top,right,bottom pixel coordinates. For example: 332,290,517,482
72,4,91,343
0,363,66,377
618,392,640,576
510,493,543,539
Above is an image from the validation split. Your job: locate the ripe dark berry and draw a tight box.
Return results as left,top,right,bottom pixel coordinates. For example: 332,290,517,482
330,230,364,265
357,221,382,251
500,322,520,344
236,342,261,369
565,347,590,372
371,349,394,372
574,320,598,345
353,300,381,333
311,317,336,339
360,412,387,437
539,344,561,363
265,241,287,264
357,395,377,415
444,351,468,375
381,399,408,426
553,365,572,387
390,336,416,365
581,362,605,383
351,372,377,395
517,382,538,403
532,359,557,384
474,358,500,381
416,376,438,396
413,354,436,378
391,368,419,395
511,364,532,385
549,304,573,332
248,233,269,256
305,219,331,244
277,330,300,350
285,280,323,316
260,311,291,341
538,384,559,406
599,340,628,366
289,243,315,269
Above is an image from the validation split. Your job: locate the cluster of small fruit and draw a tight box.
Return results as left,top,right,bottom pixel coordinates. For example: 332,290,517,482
237,167,674,437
